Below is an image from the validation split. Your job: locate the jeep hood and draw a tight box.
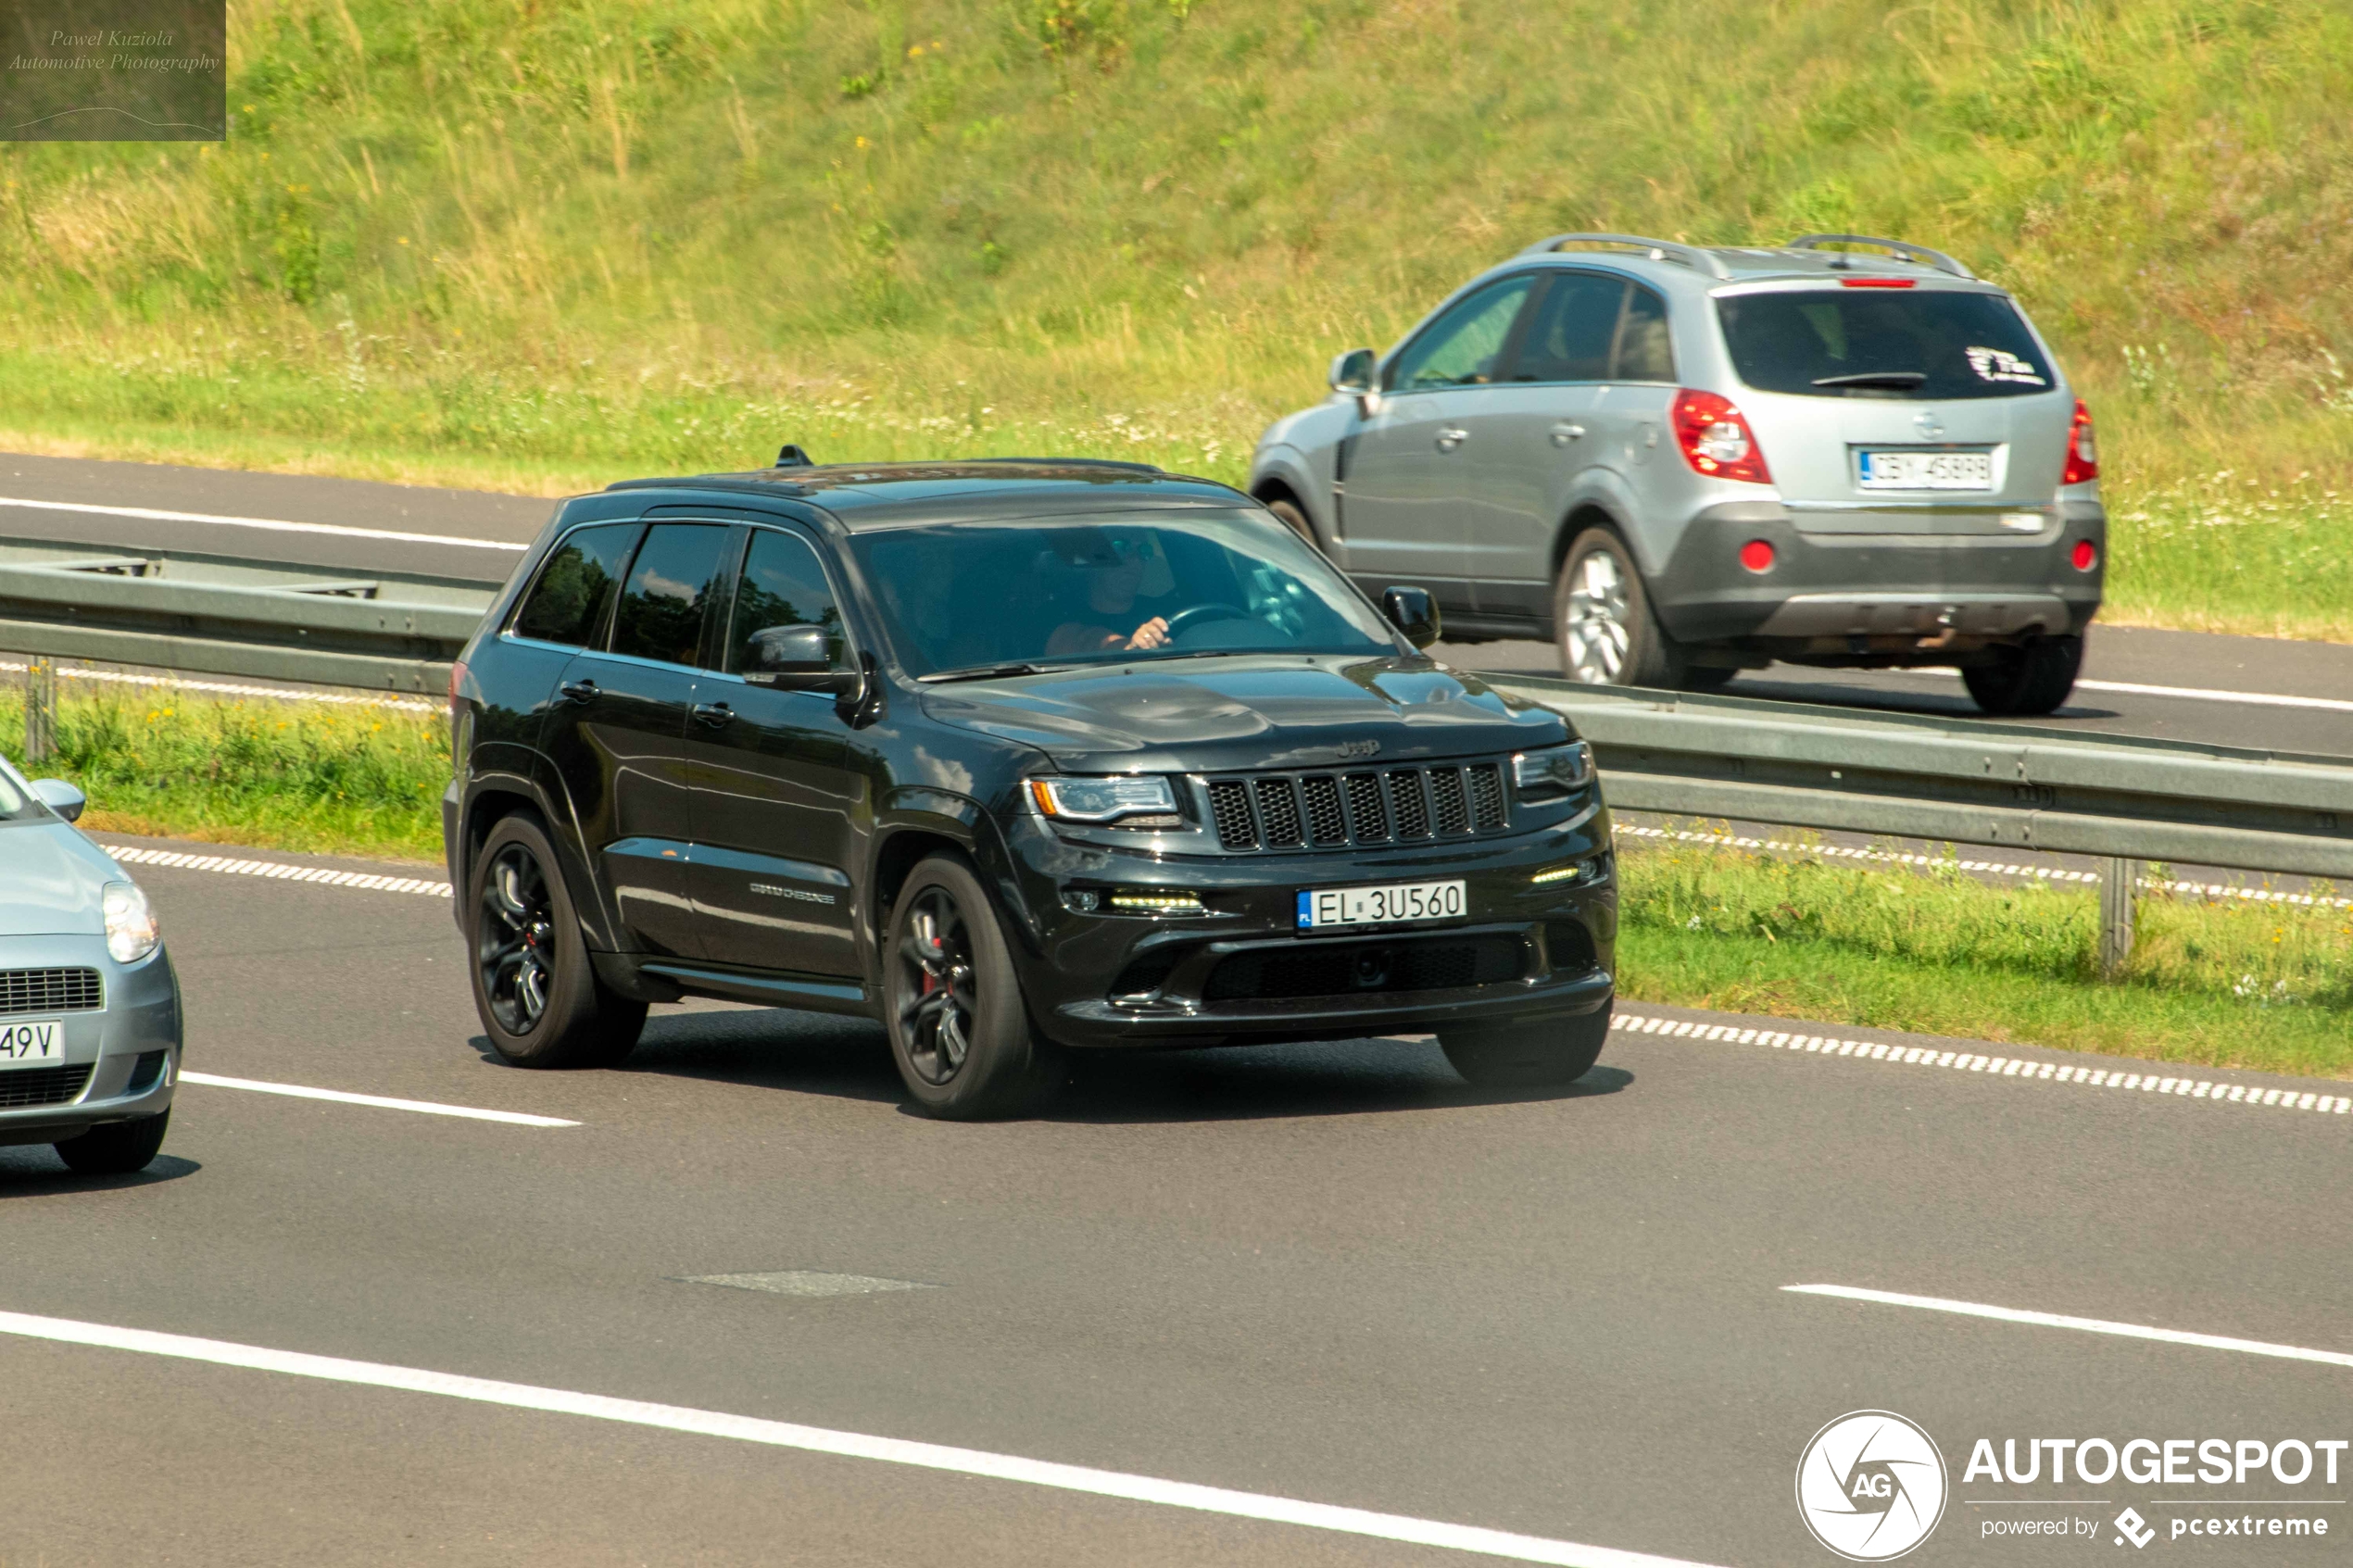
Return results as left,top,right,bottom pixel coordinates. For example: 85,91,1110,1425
917,654,1570,773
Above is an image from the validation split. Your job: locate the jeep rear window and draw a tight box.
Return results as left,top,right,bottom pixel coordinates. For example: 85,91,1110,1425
1717,290,2053,400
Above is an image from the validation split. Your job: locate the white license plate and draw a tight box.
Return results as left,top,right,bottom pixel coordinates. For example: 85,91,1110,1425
1296,879,1466,931
0,1018,63,1068
1856,449,1994,491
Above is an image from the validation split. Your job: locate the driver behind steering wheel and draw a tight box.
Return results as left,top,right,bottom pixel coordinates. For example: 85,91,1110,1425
1043,528,1175,657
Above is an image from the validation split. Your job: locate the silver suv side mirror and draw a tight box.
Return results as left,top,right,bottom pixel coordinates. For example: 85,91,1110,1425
1328,348,1376,395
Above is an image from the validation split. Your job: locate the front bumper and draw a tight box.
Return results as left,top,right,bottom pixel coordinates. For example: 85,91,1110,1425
999,803,1617,1049
1651,499,2105,653
0,936,181,1147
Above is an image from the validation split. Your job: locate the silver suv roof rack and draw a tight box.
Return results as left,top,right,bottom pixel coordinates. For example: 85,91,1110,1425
1784,233,1975,280
1518,233,1732,281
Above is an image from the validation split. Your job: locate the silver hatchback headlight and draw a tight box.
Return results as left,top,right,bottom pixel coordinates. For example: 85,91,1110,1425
103,880,160,964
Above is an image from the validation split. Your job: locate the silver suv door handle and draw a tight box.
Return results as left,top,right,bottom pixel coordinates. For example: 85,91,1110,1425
1435,427,1469,452
1550,422,1586,446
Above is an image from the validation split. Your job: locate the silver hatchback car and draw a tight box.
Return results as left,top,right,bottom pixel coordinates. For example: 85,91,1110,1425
0,756,180,1173
1250,233,2103,715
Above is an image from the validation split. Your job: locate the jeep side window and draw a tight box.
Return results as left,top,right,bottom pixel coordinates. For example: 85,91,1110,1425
1611,284,1675,383
727,528,849,674
1384,276,1539,391
511,522,643,647
1509,273,1627,383
609,523,732,667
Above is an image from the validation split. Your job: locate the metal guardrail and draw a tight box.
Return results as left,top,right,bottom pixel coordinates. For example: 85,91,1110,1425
1486,673,2353,972
0,534,495,697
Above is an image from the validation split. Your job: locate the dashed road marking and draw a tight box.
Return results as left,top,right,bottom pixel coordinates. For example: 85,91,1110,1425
678,1271,937,1298
104,845,452,897
0,494,528,553
1610,1010,2351,1120
1785,1284,2353,1372
0,1310,1722,1568
178,1071,576,1127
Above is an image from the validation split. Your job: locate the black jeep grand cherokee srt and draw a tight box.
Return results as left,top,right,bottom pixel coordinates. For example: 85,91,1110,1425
444,459,1616,1117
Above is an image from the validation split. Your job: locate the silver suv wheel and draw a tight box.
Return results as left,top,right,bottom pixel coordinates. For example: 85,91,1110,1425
1561,548,1631,684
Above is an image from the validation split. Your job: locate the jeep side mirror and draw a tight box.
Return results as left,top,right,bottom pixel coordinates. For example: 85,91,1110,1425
744,624,862,702
1380,586,1441,650
1329,347,1376,395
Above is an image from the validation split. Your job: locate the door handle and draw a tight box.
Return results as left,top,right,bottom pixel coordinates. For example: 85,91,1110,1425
1550,421,1586,446
690,701,735,728
558,679,598,703
1435,427,1469,452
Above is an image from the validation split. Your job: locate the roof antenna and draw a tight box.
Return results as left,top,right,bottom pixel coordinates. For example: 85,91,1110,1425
774,444,813,468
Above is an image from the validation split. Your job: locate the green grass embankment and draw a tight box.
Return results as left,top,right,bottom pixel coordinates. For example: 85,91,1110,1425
0,684,447,861
4,1,2353,636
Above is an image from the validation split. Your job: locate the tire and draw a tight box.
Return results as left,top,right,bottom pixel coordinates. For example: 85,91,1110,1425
1265,496,1322,553
1962,634,2083,717
55,1110,170,1175
884,855,1063,1120
1440,1004,1612,1088
1554,527,1685,688
1681,664,1739,692
468,812,647,1069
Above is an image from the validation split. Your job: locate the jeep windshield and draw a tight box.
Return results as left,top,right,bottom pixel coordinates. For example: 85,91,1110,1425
849,510,1403,679
1718,288,2056,400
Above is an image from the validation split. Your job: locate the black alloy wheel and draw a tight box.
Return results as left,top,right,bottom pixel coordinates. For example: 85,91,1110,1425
479,843,557,1036
883,855,1063,1119
466,812,646,1069
895,885,979,1087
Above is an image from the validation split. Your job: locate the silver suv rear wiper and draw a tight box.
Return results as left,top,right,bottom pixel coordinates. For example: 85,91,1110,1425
1812,370,1928,389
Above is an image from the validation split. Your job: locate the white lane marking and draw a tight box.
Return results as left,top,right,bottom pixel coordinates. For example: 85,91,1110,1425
680,1271,937,1298
177,1071,576,1127
1784,1285,2353,1372
0,495,528,553
103,845,452,897
2073,677,2353,715
1609,1010,2353,1120
0,1311,1720,1568
1617,824,2353,909
1906,667,2353,715
0,659,436,712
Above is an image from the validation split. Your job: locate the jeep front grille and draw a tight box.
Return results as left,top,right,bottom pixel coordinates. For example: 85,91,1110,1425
1203,762,1509,852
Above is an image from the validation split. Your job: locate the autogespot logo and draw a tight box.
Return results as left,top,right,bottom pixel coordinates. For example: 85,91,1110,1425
1797,1411,1950,1562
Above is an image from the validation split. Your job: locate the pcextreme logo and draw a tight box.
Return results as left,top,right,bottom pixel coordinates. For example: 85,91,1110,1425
1797,1411,1950,1562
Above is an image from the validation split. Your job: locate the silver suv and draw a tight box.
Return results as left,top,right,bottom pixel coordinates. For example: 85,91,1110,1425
1249,233,2103,715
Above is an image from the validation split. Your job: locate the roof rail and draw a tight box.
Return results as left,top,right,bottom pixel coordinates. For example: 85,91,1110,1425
1517,233,1732,281
1785,233,1975,280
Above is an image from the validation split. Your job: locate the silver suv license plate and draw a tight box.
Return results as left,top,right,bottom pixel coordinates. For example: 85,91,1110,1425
1856,449,1993,490
1297,879,1466,931
0,1017,63,1068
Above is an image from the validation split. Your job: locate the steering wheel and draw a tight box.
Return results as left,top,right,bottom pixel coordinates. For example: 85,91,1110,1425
1161,603,1255,639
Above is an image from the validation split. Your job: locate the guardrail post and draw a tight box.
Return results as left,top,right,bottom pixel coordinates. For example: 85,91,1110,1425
2098,858,2138,978
23,656,57,763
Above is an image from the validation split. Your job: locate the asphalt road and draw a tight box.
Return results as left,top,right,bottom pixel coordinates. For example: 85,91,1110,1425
3,843,2346,1566
6,448,2349,757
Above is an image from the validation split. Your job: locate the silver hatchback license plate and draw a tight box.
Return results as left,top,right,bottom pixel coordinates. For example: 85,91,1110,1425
1297,879,1466,931
0,1018,63,1068
1856,449,1993,490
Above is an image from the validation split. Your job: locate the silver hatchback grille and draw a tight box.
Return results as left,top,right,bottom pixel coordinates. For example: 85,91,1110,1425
1203,762,1509,851
0,967,105,1016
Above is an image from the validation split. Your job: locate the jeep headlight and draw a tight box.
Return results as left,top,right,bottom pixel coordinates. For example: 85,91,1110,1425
1512,741,1595,801
103,880,160,964
1027,775,1183,827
